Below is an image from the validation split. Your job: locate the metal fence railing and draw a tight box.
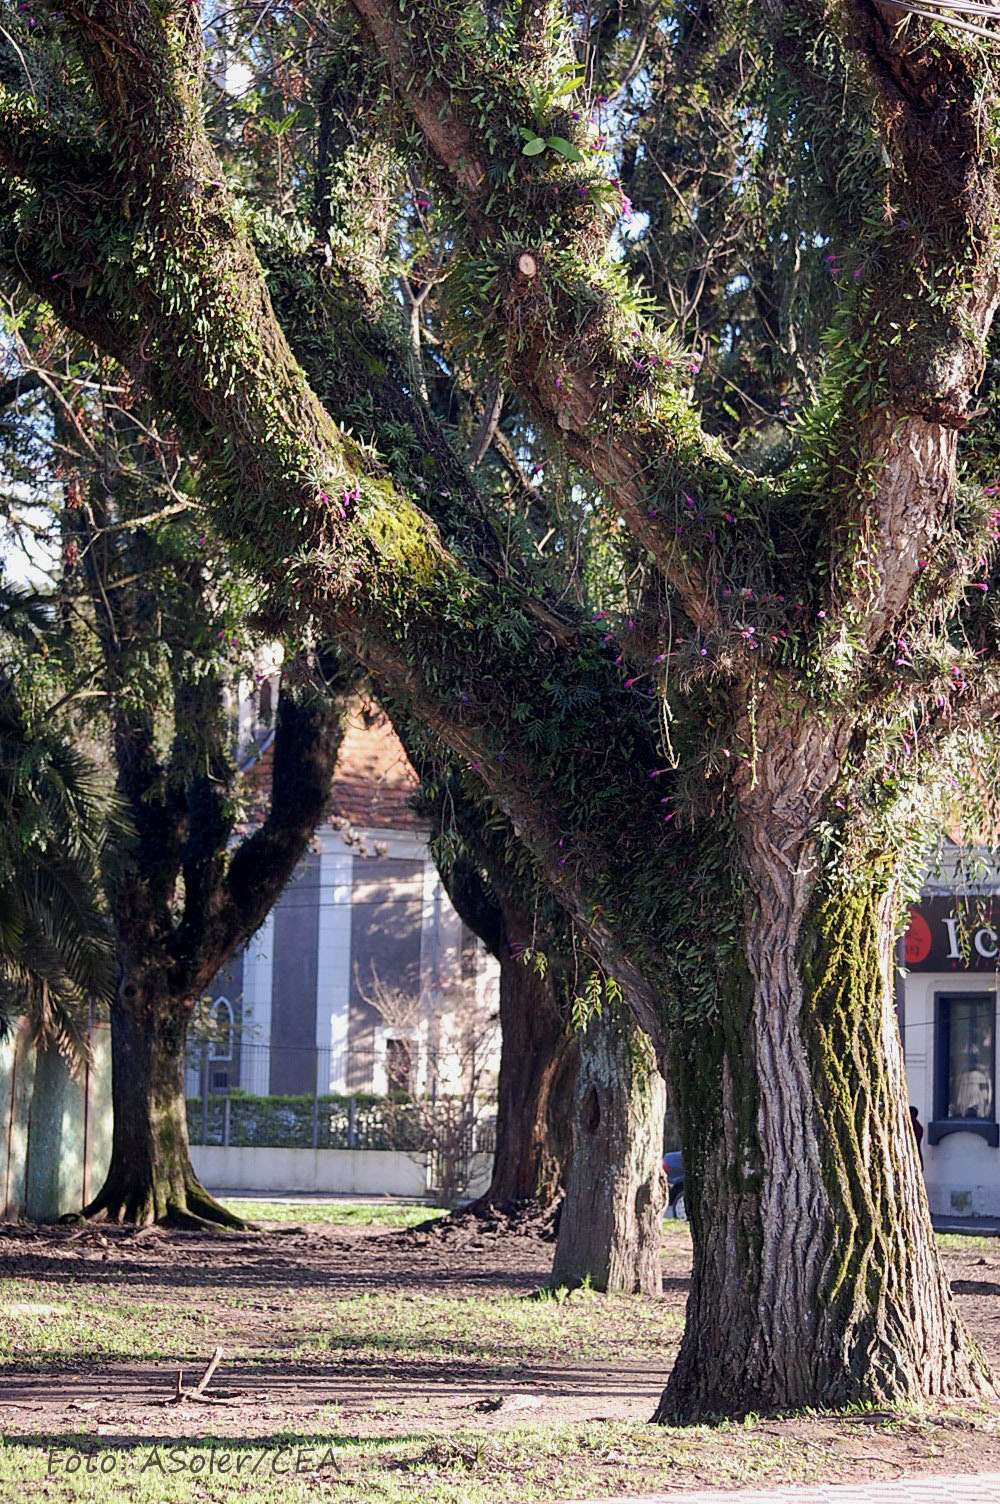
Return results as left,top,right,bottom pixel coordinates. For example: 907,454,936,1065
183,1039,497,1158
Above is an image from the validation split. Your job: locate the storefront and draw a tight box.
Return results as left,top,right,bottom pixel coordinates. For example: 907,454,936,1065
902,892,1000,1218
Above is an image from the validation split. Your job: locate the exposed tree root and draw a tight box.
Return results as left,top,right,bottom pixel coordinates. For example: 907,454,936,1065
63,1165,250,1231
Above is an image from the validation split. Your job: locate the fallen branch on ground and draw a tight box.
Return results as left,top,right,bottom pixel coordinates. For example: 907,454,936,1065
164,1346,241,1405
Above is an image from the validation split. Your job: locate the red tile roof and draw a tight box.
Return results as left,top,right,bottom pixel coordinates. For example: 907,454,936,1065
239,701,425,833
328,705,424,832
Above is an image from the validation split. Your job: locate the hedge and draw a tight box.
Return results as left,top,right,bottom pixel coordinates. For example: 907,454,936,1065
186,1089,432,1150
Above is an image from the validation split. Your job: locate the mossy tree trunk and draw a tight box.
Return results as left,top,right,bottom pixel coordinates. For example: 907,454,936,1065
657,725,994,1420
80,972,243,1229
69,462,354,1229
485,941,577,1206
552,1002,665,1295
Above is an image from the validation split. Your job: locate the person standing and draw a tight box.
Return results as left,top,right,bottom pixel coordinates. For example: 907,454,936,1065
910,1105,924,1170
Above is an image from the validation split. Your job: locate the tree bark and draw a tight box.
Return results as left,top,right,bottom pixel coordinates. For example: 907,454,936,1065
656,718,994,1420
482,947,577,1206
77,972,243,1230
552,1002,665,1295
413,805,581,1210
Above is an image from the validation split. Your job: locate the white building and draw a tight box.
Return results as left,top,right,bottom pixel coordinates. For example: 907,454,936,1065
902,847,1000,1219
195,702,500,1105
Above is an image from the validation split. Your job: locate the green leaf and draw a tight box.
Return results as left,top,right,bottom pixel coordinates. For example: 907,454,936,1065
545,137,583,162
522,137,547,156
551,74,587,97
518,126,539,141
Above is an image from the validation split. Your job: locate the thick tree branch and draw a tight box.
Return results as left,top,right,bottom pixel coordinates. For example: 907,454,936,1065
764,0,1000,650
179,665,356,995
0,9,695,1041
0,372,44,408
348,0,769,633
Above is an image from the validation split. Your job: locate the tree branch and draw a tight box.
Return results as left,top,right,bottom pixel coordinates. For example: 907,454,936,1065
348,0,774,633
180,661,357,995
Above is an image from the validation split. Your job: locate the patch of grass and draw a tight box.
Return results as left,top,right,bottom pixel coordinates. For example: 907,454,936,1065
0,1281,225,1369
0,1278,680,1372
660,1219,692,1248
295,1286,682,1365
221,1199,446,1230
934,1231,998,1252
0,1419,850,1503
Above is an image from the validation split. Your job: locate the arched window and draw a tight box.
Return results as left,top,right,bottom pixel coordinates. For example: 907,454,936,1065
210,997,234,1061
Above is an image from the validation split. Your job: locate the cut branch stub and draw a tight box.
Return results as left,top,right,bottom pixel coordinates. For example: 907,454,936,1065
517,252,539,279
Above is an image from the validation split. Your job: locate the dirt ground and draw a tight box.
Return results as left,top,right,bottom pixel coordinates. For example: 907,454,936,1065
5,1215,1000,1486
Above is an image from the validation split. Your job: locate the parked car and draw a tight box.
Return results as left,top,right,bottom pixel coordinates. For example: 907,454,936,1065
663,1150,685,1218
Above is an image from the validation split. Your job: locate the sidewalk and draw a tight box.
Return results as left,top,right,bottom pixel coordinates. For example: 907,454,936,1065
932,1214,1000,1236
570,1474,1000,1504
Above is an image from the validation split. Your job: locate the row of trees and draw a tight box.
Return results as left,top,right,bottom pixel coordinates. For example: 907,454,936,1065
1,279,664,1285
2,0,999,1422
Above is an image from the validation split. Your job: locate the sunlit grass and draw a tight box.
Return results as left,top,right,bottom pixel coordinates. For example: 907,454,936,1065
221,1198,446,1230
0,1419,852,1503
0,1278,680,1372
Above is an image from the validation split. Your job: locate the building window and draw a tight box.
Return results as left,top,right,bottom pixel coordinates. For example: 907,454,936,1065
931,992,998,1146
386,1037,412,1095
210,997,234,1062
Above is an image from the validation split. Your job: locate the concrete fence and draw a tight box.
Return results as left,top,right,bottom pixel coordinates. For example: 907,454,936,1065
0,1018,112,1221
0,1017,491,1217
190,1145,433,1197
189,1145,493,1199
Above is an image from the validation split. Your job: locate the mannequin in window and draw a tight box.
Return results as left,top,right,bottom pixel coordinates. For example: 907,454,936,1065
952,1049,992,1119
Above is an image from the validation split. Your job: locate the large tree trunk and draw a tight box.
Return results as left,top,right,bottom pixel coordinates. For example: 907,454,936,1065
657,719,994,1420
421,825,581,1210
78,973,244,1230
478,946,578,1206
552,1002,665,1295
